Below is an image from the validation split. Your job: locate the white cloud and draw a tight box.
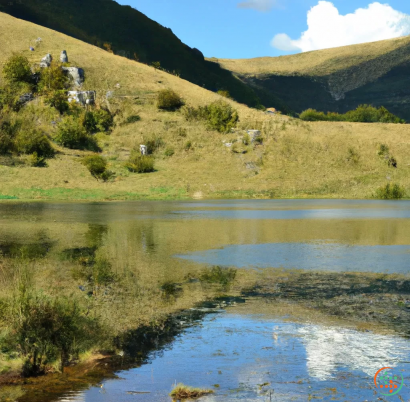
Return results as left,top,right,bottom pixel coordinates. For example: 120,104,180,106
238,0,277,12
271,1,410,52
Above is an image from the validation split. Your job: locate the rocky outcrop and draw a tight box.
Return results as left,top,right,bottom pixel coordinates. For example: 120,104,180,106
68,91,95,106
62,67,84,86
60,50,68,63
40,53,52,68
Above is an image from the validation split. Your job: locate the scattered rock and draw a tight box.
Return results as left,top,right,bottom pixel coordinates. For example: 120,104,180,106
60,50,68,63
68,91,96,106
115,83,121,89
106,91,114,99
62,67,85,86
18,93,34,106
247,130,261,143
40,53,52,68
140,145,147,155
29,47,35,52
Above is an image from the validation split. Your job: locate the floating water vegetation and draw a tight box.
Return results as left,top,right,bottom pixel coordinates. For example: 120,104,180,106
170,383,214,400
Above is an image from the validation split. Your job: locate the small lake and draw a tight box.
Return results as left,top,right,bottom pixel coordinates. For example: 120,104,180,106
1,199,410,401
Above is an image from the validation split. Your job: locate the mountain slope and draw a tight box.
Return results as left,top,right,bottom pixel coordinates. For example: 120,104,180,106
213,37,410,120
0,0,283,109
0,12,410,202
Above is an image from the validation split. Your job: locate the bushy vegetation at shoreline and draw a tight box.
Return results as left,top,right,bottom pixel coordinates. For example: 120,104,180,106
300,105,405,124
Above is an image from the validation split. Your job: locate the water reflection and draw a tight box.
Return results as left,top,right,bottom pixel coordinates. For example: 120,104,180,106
177,242,410,273
61,312,410,402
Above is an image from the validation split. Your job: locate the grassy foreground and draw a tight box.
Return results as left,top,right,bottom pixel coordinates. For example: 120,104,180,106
0,12,409,201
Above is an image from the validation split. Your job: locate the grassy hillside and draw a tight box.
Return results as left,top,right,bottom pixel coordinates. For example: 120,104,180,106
0,0,282,109
0,12,410,201
213,37,410,120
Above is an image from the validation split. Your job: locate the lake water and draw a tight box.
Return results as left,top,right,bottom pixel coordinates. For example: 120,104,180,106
58,306,410,401
1,200,410,401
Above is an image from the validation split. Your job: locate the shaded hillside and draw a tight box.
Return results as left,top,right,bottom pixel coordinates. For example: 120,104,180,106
213,36,410,120
0,0,287,110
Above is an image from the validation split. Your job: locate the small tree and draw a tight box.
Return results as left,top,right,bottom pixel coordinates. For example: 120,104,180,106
2,54,32,84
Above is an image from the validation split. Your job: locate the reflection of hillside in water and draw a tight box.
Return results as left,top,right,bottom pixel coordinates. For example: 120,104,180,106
299,326,410,380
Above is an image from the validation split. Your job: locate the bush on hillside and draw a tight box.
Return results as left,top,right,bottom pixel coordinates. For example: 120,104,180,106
125,153,155,173
0,119,18,154
2,54,32,84
300,105,405,124
157,89,184,111
55,116,99,151
82,155,113,181
204,100,239,133
120,115,141,126
82,109,114,133
37,62,69,92
0,82,34,112
15,128,55,158
375,183,405,200
143,135,164,155
43,90,69,114
182,101,239,133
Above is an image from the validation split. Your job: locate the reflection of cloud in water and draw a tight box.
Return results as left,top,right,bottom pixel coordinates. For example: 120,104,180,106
299,326,409,380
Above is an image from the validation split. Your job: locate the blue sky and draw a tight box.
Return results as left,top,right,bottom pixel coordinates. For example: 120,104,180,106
116,1,410,59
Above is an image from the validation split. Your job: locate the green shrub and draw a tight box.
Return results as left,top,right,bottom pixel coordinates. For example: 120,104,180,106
378,144,389,157
375,183,405,200
3,288,101,375
181,105,207,121
200,266,237,289
157,89,184,111
37,62,69,93
15,128,55,158
144,135,164,154
43,90,69,114
2,54,32,84
120,115,141,126
82,109,114,133
204,100,239,133
0,119,18,154
299,109,329,122
164,146,174,157
28,152,48,167
0,82,33,112
184,140,192,151
55,116,99,151
300,105,405,124
82,155,112,181
125,153,155,173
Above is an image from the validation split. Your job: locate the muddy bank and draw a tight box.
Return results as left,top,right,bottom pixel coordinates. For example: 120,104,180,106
247,271,410,336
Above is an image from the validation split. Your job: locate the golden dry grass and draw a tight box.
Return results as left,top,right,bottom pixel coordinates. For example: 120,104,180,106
170,384,214,400
211,35,410,76
0,12,410,201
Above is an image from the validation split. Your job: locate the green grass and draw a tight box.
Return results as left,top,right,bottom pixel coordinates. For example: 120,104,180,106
0,187,188,201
